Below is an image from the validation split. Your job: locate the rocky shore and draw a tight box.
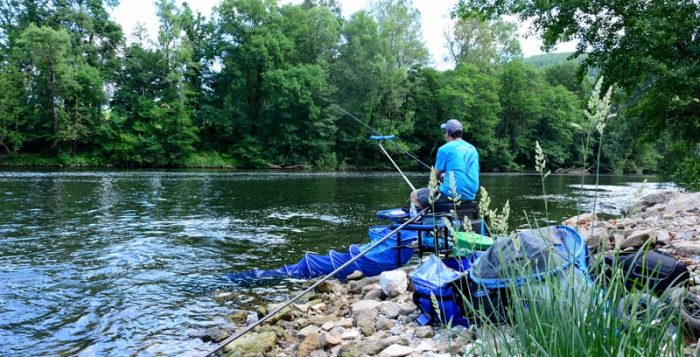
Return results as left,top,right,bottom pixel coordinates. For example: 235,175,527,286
198,190,700,357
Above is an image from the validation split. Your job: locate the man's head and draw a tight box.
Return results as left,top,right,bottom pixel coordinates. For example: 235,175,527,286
440,119,463,140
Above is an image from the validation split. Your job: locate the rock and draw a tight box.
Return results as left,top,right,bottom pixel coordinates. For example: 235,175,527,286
338,342,363,356
212,290,237,302
283,330,296,343
297,332,320,357
621,229,656,249
365,288,384,301
672,241,700,255
245,311,258,325
383,335,409,346
380,301,401,319
309,315,336,326
294,303,310,313
415,340,436,352
355,308,379,336
267,303,293,323
349,279,372,294
362,336,388,355
379,344,414,357
298,325,321,339
362,283,382,294
341,329,360,340
204,327,230,343
415,325,434,338
656,229,671,244
665,192,700,213
228,310,249,322
347,270,364,280
187,329,208,339
278,320,297,330
398,303,415,316
310,302,326,312
309,350,328,357
562,213,597,227
319,332,341,347
389,325,403,336
380,270,408,297
316,280,343,294
638,191,678,209
583,222,608,248
351,299,382,314
321,321,335,331
296,318,309,328
224,331,277,354
335,318,354,328
375,315,395,331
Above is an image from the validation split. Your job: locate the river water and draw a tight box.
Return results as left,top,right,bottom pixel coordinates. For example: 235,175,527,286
0,170,674,356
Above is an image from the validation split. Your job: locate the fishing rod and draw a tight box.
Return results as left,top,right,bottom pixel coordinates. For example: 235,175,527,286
204,206,429,357
327,103,431,170
371,135,416,191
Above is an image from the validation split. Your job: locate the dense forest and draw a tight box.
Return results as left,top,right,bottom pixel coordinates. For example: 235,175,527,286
0,0,697,189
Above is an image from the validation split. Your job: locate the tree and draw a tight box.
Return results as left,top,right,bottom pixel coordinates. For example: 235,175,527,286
445,17,521,67
457,0,700,187
438,63,511,170
0,63,27,153
103,0,198,166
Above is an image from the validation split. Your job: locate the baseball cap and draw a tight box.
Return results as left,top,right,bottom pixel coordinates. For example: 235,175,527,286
440,119,463,133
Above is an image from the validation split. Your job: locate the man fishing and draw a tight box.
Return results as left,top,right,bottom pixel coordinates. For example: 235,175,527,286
410,119,480,210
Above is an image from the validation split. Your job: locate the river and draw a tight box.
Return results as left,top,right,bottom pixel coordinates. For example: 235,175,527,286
0,170,674,355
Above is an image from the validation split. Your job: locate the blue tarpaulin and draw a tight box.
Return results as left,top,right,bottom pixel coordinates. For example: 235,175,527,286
227,226,418,282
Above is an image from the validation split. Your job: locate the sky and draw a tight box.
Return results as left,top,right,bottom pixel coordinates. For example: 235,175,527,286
111,0,577,70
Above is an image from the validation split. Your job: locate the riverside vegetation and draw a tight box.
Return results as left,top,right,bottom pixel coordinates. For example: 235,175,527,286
0,0,698,190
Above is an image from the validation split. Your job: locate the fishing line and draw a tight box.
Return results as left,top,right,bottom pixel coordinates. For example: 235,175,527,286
326,102,432,170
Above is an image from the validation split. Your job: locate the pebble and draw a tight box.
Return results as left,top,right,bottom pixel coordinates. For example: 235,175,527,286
380,302,401,319
379,344,414,357
335,317,353,328
341,329,360,340
415,325,434,338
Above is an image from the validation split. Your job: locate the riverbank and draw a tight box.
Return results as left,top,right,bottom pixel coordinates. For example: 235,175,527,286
199,190,700,356
0,153,660,175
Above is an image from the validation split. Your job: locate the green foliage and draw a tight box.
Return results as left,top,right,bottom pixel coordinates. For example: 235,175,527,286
522,52,576,68
0,0,689,183
445,17,521,67
457,0,700,188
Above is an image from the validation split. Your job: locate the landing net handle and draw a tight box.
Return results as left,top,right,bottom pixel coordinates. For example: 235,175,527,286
371,135,416,192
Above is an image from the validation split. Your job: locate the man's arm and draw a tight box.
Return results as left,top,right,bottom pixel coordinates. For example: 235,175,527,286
435,147,447,182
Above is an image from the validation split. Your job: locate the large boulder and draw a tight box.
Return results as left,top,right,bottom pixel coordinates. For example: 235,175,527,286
379,270,408,297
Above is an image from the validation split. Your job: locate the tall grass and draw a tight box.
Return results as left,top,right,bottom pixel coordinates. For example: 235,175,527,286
431,78,686,356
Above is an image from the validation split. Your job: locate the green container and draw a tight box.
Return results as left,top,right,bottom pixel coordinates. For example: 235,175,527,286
454,232,494,257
